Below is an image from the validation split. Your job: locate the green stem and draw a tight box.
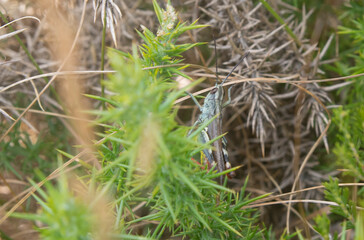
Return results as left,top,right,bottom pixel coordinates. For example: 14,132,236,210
259,0,301,47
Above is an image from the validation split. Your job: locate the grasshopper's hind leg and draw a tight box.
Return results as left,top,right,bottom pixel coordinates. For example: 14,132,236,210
222,136,235,178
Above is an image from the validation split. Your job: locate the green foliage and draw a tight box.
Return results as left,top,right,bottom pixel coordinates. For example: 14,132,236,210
12,174,95,240
336,4,364,102
131,1,207,80
314,213,331,240
330,8,364,236
312,3,364,239
356,210,364,240
0,120,62,179
323,178,355,228
35,181,93,240
332,106,364,179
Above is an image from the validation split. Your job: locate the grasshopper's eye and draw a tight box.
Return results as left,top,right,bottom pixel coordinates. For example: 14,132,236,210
211,88,218,94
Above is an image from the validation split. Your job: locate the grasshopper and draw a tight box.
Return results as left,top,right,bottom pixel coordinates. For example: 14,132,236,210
188,50,250,184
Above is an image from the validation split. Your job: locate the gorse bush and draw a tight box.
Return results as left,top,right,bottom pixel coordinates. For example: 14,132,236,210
95,1,266,238
11,170,115,240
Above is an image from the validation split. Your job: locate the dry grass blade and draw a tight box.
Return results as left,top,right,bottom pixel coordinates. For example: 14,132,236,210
0,16,40,29
0,106,96,123
0,28,26,40
0,70,115,93
0,108,15,121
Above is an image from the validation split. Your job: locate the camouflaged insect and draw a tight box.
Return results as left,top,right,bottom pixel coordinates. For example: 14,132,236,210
189,51,250,184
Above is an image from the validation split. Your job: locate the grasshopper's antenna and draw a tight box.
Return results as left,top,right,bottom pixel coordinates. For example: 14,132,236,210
221,51,250,85
213,36,219,84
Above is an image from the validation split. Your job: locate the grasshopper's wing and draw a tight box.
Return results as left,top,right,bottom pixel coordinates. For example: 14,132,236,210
208,114,225,184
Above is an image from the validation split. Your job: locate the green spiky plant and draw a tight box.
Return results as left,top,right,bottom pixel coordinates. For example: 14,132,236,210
95,1,267,238
12,173,96,240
